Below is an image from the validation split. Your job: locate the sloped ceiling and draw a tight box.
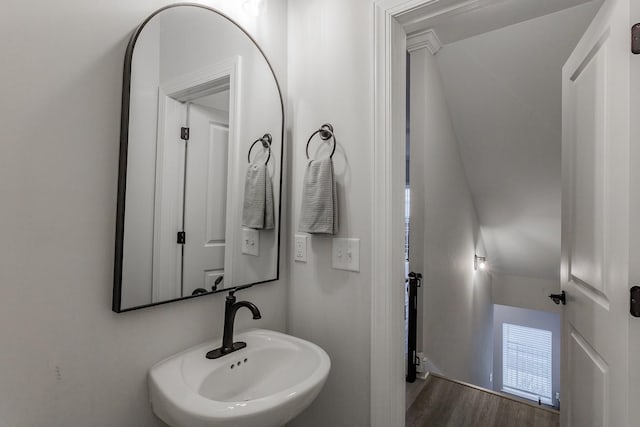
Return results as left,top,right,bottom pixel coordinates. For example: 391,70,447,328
399,0,599,44
432,2,600,279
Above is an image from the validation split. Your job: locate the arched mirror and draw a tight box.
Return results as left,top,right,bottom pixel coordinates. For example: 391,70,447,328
113,4,283,312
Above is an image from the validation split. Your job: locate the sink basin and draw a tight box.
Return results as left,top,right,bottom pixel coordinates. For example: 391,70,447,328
149,329,331,427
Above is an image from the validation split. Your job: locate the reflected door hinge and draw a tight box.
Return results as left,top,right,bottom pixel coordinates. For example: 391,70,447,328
180,127,190,141
630,286,640,317
177,231,186,244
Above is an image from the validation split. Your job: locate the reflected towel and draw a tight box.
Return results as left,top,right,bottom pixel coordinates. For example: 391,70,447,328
298,158,338,234
265,171,274,230
242,162,274,230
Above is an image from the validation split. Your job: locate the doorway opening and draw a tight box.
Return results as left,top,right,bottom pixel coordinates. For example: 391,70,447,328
373,0,638,425
397,0,601,422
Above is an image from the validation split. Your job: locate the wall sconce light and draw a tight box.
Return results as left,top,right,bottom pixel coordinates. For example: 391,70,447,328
474,254,487,271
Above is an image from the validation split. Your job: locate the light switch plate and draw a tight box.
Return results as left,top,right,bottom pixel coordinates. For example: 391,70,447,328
242,228,259,256
294,234,308,262
332,238,360,272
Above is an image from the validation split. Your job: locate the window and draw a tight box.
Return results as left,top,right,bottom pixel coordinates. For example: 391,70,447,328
502,323,553,405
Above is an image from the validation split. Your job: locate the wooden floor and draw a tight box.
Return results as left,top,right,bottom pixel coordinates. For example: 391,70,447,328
406,377,428,410
406,374,559,427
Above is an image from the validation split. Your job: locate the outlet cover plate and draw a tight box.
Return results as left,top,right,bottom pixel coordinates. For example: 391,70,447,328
332,238,360,272
242,228,259,256
294,234,308,262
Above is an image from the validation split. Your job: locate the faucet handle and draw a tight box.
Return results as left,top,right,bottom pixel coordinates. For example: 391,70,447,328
227,284,255,299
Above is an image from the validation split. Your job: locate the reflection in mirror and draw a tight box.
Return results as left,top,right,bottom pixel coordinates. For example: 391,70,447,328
113,5,283,312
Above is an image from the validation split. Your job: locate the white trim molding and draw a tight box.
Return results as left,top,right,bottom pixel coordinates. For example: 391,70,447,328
407,28,442,54
395,0,483,29
371,1,414,426
371,0,453,426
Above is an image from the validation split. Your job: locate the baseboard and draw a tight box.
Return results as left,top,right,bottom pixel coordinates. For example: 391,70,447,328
418,354,443,377
416,371,428,380
428,373,560,415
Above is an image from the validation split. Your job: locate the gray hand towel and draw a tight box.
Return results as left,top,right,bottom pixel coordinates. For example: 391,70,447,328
242,162,275,230
264,172,275,230
242,163,266,229
299,158,338,234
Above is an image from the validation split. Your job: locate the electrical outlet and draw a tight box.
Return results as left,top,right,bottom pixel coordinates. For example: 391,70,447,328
332,238,360,272
294,234,308,262
242,228,259,256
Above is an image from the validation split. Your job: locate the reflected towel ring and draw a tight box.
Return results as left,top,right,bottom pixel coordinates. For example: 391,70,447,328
306,123,336,160
247,133,272,165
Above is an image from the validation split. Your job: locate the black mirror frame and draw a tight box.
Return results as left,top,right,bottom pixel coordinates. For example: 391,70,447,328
112,3,285,313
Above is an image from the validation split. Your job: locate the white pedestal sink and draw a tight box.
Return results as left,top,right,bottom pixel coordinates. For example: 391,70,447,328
149,329,331,427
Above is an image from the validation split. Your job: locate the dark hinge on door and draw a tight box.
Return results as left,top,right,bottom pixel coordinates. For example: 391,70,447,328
180,127,190,141
630,286,640,317
632,24,640,54
177,231,186,244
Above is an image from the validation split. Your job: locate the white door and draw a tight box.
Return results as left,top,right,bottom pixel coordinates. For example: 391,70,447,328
561,0,633,425
182,103,230,295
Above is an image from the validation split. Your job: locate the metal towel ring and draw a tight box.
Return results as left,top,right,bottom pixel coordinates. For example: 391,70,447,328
306,124,336,160
247,134,272,165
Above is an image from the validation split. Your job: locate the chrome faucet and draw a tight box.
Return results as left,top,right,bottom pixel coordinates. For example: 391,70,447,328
206,289,261,359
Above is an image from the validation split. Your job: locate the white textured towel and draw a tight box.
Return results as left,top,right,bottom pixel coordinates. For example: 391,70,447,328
242,162,275,230
298,158,338,234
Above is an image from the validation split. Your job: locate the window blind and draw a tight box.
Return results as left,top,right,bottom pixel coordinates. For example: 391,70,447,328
502,323,553,405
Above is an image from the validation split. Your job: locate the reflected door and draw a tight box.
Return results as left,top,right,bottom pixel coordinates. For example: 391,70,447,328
183,103,230,295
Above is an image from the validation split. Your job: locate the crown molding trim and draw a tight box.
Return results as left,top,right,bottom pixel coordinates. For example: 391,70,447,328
407,28,442,54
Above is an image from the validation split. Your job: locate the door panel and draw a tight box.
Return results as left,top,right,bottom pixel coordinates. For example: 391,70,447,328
204,122,229,244
570,39,606,297
568,329,607,427
561,0,630,425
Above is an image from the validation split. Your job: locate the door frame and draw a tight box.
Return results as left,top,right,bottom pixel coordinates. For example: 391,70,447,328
371,1,424,426
371,6,482,423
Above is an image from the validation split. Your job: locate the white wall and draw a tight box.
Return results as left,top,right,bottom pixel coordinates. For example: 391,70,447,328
492,304,561,405
286,0,373,425
433,2,599,280
0,1,287,426
492,273,561,313
409,47,494,389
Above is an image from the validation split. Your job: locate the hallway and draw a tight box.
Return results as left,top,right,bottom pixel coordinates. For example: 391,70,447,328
406,374,559,427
